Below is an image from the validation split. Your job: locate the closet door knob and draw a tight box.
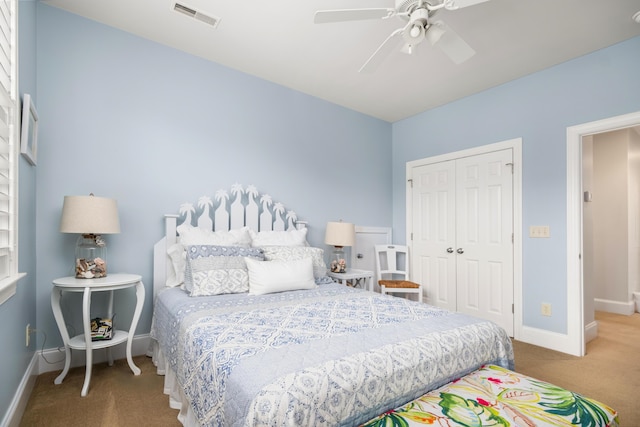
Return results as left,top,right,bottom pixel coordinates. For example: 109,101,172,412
456,248,464,254
446,247,454,253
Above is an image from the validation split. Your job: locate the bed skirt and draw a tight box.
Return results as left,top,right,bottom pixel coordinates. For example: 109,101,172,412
149,340,201,427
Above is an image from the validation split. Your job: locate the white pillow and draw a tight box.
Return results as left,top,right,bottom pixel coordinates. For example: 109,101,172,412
245,257,317,295
178,225,252,247
262,246,328,279
249,228,308,247
166,243,186,287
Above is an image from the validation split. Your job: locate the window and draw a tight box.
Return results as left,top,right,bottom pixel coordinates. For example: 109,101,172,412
0,0,24,305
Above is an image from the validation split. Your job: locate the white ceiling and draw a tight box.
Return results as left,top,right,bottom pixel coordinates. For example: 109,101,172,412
41,0,640,122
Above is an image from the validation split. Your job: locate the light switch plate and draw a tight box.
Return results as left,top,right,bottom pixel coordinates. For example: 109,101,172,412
529,225,550,238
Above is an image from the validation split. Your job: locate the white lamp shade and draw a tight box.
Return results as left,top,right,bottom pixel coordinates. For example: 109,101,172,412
60,195,120,234
324,221,355,247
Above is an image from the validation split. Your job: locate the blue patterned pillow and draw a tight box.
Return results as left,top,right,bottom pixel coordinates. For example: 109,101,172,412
184,245,265,295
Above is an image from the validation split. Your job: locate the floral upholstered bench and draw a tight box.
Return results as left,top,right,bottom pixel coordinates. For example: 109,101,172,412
361,364,619,427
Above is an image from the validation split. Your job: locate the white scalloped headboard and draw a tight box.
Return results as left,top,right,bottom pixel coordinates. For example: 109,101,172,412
152,184,307,295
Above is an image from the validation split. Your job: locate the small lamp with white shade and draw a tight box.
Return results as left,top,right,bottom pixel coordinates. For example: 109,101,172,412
60,194,120,279
324,221,355,273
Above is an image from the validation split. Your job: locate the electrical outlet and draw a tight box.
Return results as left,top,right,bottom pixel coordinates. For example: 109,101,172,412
541,303,552,316
26,324,30,347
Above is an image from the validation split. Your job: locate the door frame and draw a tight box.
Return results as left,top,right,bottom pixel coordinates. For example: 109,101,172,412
406,138,523,339
566,110,640,356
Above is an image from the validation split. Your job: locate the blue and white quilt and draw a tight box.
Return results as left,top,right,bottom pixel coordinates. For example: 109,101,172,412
150,282,514,427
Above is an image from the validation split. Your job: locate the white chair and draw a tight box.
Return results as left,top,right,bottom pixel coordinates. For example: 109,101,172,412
374,244,423,302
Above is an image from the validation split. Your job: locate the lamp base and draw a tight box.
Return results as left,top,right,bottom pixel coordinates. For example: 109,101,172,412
329,247,347,273
75,234,108,279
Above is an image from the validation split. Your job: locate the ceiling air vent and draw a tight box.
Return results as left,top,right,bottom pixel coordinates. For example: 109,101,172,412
173,2,220,28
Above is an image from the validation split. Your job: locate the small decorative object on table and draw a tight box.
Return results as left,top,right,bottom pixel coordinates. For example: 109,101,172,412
324,220,355,273
75,234,107,278
330,255,347,273
90,316,114,341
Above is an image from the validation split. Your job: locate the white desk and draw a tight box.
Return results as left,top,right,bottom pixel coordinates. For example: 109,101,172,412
51,273,145,396
327,269,374,292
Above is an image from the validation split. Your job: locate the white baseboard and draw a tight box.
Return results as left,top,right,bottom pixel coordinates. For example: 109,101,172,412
1,352,38,427
584,320,598,343
37,333,152,374
594,298,635,316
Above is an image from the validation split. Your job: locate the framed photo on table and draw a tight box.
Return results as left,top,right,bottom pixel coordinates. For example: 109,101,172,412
20,93,38,166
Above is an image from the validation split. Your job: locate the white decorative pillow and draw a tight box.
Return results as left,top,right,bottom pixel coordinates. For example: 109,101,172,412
249,228,308,247
166,243,186,287
245,257,317,295
262,246,327,279
178,225,252,247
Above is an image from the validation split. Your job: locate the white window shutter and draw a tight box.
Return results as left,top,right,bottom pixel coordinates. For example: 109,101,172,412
0,0,23,305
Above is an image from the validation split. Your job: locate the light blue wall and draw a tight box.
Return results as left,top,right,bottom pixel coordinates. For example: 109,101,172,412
33,4,392,350
392,35,640,334
3,1,639,422
0,0,38,422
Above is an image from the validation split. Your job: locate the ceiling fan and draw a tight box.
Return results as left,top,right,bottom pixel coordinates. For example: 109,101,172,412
314,0,489,72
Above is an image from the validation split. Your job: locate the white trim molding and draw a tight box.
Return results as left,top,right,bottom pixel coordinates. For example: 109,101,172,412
566,110,640,356
2,352,38,427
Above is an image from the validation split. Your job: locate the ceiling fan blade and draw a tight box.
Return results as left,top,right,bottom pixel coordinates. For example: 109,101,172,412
426,20,475,64
444,0,490,10
314,8,395,24
358,27,406,73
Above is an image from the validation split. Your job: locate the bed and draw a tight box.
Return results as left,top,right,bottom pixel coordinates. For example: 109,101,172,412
149,184,514,426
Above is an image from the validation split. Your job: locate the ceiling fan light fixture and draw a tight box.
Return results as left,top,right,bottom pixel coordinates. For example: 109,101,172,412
403,23,425,46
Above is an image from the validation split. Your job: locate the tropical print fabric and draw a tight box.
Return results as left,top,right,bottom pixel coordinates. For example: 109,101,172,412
361,364,619,427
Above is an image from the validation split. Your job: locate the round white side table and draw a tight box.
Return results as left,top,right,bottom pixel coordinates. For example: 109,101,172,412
50,273,145,396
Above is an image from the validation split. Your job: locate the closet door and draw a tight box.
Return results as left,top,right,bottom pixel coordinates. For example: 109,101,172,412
455,150,513,335
410,149,514,335
411,160,457,311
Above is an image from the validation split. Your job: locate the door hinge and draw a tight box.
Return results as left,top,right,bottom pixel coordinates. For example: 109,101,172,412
410,232,413,241
512,233,514,243
506,162,514,174
408,178,413,188
512,303,514,314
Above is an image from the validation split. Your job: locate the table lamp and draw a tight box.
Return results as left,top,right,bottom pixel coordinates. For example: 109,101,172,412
324,220,355,273
60,194,120,279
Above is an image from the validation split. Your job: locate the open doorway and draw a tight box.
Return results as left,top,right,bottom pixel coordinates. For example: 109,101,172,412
567,111,640,356
582,127,640,344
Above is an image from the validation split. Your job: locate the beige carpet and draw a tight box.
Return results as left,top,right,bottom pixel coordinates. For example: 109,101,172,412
20,355,180,427
513,311,640,426
20,311,638,426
